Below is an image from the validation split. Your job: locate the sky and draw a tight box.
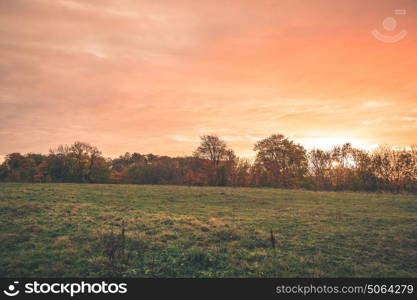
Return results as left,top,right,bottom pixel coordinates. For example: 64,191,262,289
0,0,416,159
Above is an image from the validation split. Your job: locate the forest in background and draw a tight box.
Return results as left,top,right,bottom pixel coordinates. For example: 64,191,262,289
1,134,416,193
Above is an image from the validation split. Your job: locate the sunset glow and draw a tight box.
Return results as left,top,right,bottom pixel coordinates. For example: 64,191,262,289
1,0,416,158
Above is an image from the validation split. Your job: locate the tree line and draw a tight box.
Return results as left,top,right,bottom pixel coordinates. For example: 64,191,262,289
1,134,416,193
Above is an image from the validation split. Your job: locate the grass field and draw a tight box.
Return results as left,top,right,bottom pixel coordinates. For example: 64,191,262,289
0,183,416,278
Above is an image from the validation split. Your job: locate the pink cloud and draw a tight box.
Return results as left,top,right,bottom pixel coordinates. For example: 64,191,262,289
0,0,416,157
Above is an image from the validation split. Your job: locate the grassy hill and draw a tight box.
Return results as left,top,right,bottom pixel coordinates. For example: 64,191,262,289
0,183,416,277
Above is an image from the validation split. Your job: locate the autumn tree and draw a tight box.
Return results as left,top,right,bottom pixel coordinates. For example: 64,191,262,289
253,134,307,188
308,149,332,189
193,135,231,166
229,157,251,186
193,135,235,185
1,153,39,182
371,146,417,192
0,137,416,193
47,142,107,183
0,163,8,181
68,142,101,182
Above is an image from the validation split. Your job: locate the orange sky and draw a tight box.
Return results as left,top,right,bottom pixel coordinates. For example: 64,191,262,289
0,0,416,158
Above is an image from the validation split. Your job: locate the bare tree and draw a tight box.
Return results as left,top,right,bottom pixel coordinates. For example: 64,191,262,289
193,135,233,166
193,135,235,185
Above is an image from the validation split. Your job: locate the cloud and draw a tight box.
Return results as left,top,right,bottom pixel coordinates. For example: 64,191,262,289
0,0,417,157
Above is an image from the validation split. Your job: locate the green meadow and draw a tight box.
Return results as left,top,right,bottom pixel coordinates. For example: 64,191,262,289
0,183,416,277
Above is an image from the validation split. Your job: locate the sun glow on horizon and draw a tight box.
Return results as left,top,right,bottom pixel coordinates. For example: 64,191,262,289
294,137,378,151
331,161,340,168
